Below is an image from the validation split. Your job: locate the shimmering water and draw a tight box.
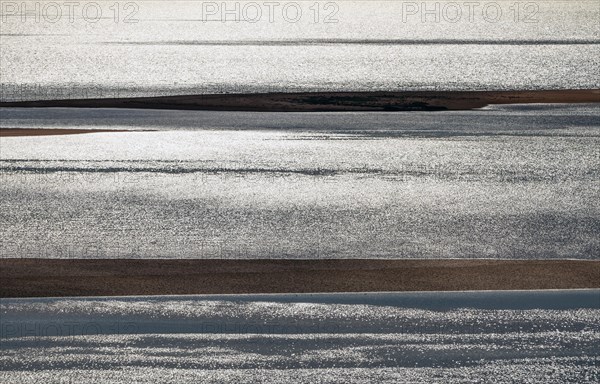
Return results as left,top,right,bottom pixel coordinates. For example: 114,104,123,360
1,291,599,383
1,1,599,101
1,104,598,259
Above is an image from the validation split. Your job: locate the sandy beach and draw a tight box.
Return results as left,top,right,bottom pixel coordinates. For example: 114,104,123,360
1,259,598,298
2,89,598,112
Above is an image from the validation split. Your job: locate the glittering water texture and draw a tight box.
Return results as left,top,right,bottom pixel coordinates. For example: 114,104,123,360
1,104,599,259
1,1,599,101
1,291,599,383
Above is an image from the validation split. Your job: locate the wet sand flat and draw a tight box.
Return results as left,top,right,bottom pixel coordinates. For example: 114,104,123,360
1,259,598,298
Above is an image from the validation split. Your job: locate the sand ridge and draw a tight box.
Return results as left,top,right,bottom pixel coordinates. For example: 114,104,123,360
1,259,598,298
2,89,598,112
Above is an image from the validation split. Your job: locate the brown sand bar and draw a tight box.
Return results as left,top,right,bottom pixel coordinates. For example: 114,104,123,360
1,259,598,298
0,128,131,137
1,89,598,112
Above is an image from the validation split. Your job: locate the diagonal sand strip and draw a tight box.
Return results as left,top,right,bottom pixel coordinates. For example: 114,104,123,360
0,128,134,137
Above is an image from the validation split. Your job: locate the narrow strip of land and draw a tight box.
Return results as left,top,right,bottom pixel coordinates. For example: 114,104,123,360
1,259,598,298
0,128,129,137
1,89,598,112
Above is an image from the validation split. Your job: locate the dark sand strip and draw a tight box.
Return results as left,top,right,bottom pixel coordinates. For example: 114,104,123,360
1,259,598,298
0,128,131,137
1,89,598,112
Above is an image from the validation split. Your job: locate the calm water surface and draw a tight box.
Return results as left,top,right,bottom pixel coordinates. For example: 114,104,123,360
1,1,599,100
1,291,599,383
1,104,598,259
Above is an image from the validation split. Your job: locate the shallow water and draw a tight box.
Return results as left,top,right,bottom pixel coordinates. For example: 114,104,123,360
1,1,599,101
1,291,599,383
1,104,598,259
